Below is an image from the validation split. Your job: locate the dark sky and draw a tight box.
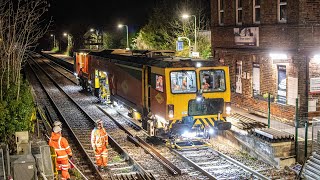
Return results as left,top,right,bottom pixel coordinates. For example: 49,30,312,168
48,0,156,34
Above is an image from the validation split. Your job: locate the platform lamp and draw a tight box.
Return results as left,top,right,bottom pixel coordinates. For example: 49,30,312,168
50,34,55,49
182,14,197,52
118,24,129,50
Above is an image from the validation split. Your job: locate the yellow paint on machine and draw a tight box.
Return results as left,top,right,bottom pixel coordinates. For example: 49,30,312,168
164,66,231,129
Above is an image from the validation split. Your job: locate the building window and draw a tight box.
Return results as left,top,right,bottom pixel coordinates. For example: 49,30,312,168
253,0,260,24
218,0,224,25
236,0,243,25
278,0,287,23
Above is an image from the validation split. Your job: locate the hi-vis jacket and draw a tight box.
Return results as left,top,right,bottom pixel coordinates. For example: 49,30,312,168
49,132,72,160
91,128,108,148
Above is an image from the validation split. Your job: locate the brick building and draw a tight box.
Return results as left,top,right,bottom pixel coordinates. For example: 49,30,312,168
210,0,320,124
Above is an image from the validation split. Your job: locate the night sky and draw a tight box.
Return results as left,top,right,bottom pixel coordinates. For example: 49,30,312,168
48,0,156,35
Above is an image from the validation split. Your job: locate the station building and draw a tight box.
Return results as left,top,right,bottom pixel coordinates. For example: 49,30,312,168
210,0,320,123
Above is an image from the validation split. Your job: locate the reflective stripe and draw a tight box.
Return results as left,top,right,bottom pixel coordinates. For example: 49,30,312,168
65,146,70,149
58,137,62,149
55,148,66,151
102,155,108,157
57,155,68,159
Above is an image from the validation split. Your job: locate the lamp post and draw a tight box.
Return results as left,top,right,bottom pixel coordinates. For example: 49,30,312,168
63,32,71,47
50,34,55,49
118,24,129,50
182,14,197,52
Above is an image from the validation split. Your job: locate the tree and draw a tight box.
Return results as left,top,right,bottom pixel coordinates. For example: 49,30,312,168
0,0,50,101
0,0,50,152
133,0,211,58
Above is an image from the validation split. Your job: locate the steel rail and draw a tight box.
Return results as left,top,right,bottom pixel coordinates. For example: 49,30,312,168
29,56,153,180
27,59,104,180
97,106,181,176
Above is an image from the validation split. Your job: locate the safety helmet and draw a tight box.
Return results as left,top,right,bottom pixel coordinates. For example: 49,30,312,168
53,121,62,127
53,126,62,133
96,119,103,125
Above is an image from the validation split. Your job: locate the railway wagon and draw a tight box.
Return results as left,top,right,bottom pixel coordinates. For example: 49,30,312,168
75,49,232,137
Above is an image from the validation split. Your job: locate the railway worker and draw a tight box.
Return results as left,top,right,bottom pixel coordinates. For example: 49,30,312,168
78,67,85,89
91,119,108,172
49,126,73,180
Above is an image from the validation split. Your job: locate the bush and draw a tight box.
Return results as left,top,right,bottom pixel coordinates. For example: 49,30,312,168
0,79,34,153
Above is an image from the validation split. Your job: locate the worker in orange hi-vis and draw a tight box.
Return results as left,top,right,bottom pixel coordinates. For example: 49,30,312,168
49,126,73,180
91,119,108,172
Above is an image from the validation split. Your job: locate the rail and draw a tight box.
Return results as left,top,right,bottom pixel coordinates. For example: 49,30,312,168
97,105,182,176
29,54,154,179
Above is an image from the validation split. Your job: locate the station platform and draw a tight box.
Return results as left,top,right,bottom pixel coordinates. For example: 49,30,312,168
229,105,317,140
41,51,74,64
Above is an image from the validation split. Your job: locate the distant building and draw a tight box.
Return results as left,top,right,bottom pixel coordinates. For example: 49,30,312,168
84,30,103,50
210,0,320,123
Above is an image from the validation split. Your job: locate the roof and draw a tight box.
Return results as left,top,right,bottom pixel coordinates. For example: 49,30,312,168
77,49,219,68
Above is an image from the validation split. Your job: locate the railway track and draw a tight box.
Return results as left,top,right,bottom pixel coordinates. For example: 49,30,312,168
28,56,153,180
98,105,272,180
36,53,289,180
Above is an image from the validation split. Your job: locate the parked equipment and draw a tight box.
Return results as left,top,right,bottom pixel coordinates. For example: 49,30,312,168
75,49,232,138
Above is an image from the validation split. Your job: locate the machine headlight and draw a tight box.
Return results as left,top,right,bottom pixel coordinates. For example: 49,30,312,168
168,104,174,118
226,106,231,115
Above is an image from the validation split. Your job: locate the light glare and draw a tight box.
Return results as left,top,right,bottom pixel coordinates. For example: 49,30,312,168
182,14,190,19
269,53,287,60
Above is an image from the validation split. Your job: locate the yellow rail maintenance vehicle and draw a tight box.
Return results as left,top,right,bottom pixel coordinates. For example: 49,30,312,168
75,49,232,140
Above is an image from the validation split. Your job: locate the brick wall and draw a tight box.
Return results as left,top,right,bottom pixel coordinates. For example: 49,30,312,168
209,0,320,123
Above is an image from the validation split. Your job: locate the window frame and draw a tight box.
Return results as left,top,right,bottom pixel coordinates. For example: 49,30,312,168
278,0,287,23
218,0,224,25
253,0,261,24
199,69,227,93
236,0,243,25
169,70,197,94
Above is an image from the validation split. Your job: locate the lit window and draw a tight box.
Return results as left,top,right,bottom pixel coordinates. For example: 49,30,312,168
236,0,243,25
200,70,226,92
170,71,197,94
278,0,287,23
218,0,224,25
253,0,261,24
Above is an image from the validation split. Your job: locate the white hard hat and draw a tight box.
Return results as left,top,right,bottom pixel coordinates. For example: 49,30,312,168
53,121,62,126
96,119,103,124
53,126,62,133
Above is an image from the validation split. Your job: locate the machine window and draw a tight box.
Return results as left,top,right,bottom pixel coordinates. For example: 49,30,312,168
200,70,226,92
170,71,197,93
156,75,164,92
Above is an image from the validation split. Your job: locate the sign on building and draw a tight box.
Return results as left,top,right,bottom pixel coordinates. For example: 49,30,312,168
277,65,287,104
234,27,259,46
252,63,260,97
310,78,320,93
236,61,242,94
176,41,184,51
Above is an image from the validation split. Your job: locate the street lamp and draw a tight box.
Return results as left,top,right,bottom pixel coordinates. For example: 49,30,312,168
50,34,55,49
182,14,197,52
90,28,94,32
118,24,129,50
63,32,71,47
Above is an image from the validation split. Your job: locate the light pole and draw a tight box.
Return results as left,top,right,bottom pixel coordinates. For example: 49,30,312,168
50,34,55,49
63,32,71,47
118,24,129,50
182,14,197,52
